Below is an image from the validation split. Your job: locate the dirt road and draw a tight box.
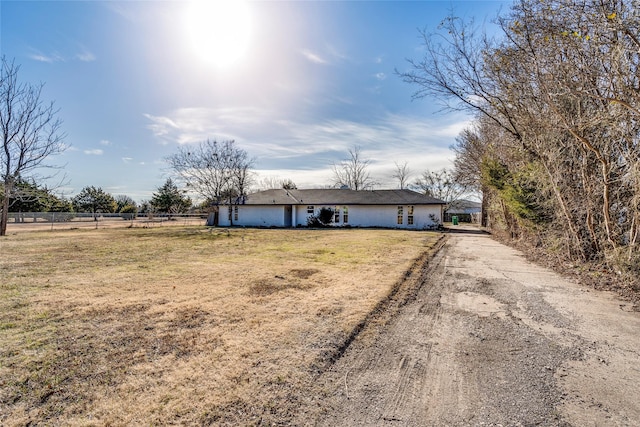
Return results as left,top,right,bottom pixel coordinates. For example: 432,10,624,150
301,227,640,426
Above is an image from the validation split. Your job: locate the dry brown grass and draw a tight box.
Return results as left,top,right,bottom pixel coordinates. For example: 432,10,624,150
0,227,442,425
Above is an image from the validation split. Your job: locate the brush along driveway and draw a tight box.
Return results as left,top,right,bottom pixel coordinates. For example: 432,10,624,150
304,226,640,426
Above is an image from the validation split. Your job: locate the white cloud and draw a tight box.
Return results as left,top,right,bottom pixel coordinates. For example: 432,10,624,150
433,119,473,138
301,49,327,64
144,113,181,143
325,44,348,61
122,157,133,163
144,107,272,145
29,50,64,63
84,149,104,155
105,1,142,22
28,46,96,63
100,139,111,146
76,50,96,62
143,106,470,188
374,72,387,81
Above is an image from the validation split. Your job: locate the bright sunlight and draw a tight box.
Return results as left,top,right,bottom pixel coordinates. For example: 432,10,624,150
185,0,252,67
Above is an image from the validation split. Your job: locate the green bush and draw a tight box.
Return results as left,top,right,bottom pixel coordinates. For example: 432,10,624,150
120,204,138,220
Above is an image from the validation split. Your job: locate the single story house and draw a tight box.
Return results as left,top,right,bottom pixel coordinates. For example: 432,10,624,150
215,188,445,229
444,199,482,223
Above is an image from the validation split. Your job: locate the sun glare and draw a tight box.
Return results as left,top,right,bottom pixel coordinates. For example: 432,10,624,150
185,0,252,67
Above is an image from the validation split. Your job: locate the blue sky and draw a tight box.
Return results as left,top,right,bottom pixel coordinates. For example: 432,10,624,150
1,0,508,202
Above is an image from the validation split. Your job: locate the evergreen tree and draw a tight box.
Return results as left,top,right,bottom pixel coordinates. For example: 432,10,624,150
72,186,117,219
150,178,191,214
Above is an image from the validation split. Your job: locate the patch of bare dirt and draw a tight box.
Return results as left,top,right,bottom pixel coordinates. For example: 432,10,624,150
298,226,640,426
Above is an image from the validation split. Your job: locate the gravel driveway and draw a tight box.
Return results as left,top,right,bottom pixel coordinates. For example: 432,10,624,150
300,226,640,426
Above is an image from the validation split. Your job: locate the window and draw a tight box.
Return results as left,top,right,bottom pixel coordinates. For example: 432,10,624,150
343,206,348,224
334,206,340,223
397,206,403,225
234,205,239,221
307,205,314,214
407,205,414,225
228,206,232,221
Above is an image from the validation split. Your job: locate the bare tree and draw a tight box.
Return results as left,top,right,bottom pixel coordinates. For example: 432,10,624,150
0,57,66,235
486,0,640,254
257,176,298,190
397,18,524,143
392,161,412,189
331,146,375,190
115,194,137,213
257,176,281,190
227,146,255,201
166,139,254,225
281,179,297,190
414,168,468,206
452,119,495,227
405,0,640,272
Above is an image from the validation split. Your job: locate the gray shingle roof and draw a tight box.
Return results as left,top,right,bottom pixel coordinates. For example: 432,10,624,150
446,199,482,212
239,189,445,205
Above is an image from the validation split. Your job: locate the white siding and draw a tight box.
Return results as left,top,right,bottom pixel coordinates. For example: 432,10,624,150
293,205,312,227
218,205,286,227
217,204,442,228
293,204,442,229
414,205,443,228
341,205,441,228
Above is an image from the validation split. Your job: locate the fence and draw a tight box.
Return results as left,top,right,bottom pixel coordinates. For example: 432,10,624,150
443,212,481,224
6,212,208,231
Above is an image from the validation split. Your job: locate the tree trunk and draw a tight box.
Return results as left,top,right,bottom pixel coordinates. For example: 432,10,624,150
0,197,8,236
541,161,587,261
600,161,615,247
565,128,616,248
0,179,12,236
481,186,489,228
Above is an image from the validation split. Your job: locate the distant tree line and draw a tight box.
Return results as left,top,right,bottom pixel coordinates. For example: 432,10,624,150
2,179,198,220
400,0,640,276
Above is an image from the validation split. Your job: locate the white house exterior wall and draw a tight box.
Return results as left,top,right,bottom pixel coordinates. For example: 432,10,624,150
416,205,442,228
334,205,441,228
292,205,300,226
218,204,441,228
217,205,286,227
293,205,321,227
293,204,441,228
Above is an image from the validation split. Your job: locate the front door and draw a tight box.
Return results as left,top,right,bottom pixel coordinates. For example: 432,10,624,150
284,205,292,227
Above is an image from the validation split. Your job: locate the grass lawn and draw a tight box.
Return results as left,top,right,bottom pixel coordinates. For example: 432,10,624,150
0,227,442,425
